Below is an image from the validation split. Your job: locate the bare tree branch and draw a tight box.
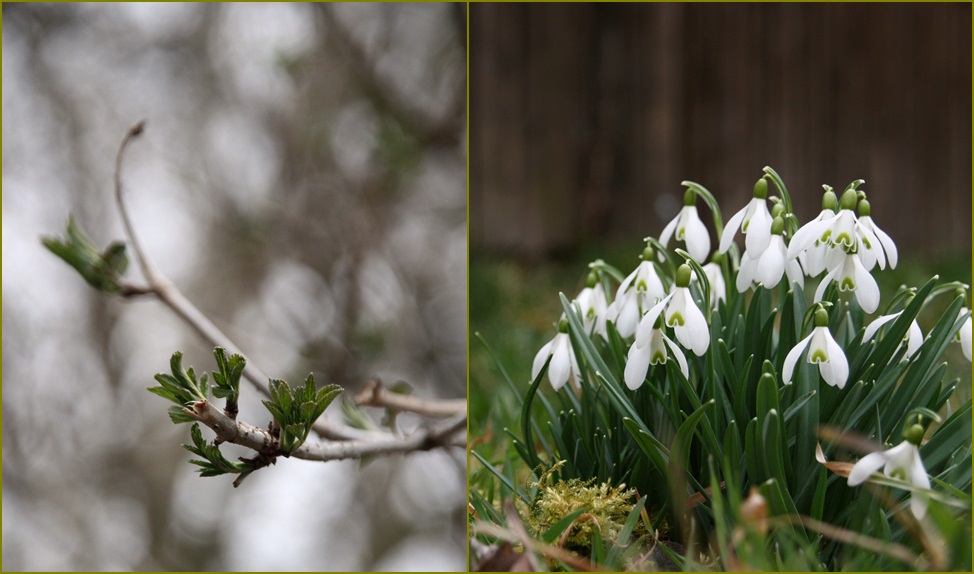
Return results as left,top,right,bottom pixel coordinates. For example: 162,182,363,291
355,377,467,418
112,122,464,444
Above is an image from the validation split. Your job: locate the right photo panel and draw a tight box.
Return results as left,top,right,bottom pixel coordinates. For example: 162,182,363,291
467,3,972,571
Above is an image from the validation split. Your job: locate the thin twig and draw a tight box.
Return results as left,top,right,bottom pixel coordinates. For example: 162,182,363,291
186,399,465,462
111,122,432,442
355,378,466,418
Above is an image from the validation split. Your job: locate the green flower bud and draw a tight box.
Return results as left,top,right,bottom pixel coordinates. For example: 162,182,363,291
770,216,785,236
902,423,925,446
642,245,655,261
839,188,858,211
821,189,838,211
813,307,829,327
585,271,598,288
857,199,871,218
683,188,696,207
753,177,768,199
558,318,569,333
675,263,693,288
771,202,786,219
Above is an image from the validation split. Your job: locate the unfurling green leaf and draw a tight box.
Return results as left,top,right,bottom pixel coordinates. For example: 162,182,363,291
42,215,130,293
183,423,250,478
261,373,343,454
147,352,209,423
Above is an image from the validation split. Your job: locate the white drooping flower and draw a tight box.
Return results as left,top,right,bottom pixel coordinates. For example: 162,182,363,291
701,261,726,309
607,248,666,338
531,320,581,391
813,249,880,314
783,307,848,388
659,189,711,263
862,310,924,360
662,264,710,356
735,216,804,292
957,307,972,362
848,426,931,519
624,298,689,390
855,198,898,271
574,272,609,338
718,177,773,256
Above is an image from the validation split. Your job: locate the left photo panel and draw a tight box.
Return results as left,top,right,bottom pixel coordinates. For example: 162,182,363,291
2,4,467,571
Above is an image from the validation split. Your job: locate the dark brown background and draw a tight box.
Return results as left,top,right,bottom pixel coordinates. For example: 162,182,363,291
470,3,971,259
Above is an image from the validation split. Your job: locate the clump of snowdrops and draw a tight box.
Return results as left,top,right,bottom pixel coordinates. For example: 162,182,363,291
470,167,971,571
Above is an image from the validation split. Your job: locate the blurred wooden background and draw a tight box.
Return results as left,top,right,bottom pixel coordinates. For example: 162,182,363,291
470,3,971,259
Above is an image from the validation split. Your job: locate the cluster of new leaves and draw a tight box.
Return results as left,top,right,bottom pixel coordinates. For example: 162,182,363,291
147,351,210,424
184,422,251,479
263,376,343,455
211,347,244,415
42,216,129,294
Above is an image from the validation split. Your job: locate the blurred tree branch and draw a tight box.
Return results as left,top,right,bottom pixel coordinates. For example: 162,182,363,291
103,120,465,466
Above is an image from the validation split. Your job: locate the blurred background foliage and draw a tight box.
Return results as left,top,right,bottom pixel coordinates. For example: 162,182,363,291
3,3,465,571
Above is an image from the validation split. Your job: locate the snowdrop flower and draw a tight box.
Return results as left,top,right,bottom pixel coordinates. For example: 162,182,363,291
607,247,666,338
659,189,711,263
855,199,897,271
735,216,804,292
862,309,923,360
718,177,773,256
531,319,581,391
624,298,688,390
783,307,848,388
957,307,972,362
848,423,931,519
574,271,609,338
787,188,839,277
663,264,710,356
813,249,880,314
701,260,726,309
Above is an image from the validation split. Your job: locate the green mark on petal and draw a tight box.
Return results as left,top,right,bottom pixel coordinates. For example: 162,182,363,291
668,312,685,327
840,276,855,291
809,349,828,363
651,350,667,364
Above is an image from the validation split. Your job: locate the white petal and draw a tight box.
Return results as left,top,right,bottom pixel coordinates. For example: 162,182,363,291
531,339,555,381
788,215,835,260
736,252,758,293
865,216,898,269
755,237,786,288
663,335,690,379
682,207,711,262
719,206,747,254
782,333,814,385
677,295,710,356
785,258,805,289
616,295,640,338
658,214,679,251
635,295,672,348
848,451,889,486
814,265,841,304
547,334,572,390
624,342,651,390
909,446,931,490
961,314,972,362
744,201,771,255
853,256,880,313
905,321,924,358
863,311,901,343
819,333,849,388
